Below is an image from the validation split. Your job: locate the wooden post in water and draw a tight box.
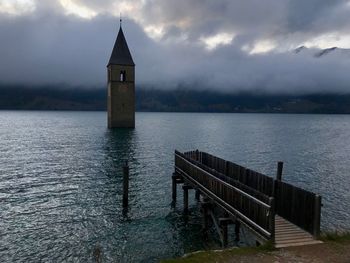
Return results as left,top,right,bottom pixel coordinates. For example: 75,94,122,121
123,161,129,208
313,195,322,238
222,223,228,247
201,198,211,231
234,220,241,241
219,217,232,247
172,174,177,203
183,185,189,213
276,161,284,181
195,189,200,201
268,197,275,242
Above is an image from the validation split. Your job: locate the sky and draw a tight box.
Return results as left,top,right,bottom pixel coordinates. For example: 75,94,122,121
1,0,350,94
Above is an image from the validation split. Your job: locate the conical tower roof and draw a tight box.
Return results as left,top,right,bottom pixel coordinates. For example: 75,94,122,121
108,27,135,66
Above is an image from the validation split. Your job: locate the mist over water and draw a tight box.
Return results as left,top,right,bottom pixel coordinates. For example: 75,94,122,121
1,111,350,262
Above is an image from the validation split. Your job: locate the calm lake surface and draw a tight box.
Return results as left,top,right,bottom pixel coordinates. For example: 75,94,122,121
1,111,350,262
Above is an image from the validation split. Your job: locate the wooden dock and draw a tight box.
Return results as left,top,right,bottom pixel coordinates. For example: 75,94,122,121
172,150,322,248
275,216,322,248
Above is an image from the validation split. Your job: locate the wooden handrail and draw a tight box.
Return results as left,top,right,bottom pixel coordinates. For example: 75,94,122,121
182,149,321,238
175,150,275,239
176,152,270,209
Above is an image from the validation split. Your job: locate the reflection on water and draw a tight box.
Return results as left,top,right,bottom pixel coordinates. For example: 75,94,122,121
1,111,350,262
104,129,136,178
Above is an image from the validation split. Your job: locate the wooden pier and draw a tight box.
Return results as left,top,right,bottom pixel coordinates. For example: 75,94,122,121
172,150,322,248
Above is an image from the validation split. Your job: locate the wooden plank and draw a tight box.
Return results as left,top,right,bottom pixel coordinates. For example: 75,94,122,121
276,233,318,240
274,215,322,248
275,240,322,248
276,231,304,236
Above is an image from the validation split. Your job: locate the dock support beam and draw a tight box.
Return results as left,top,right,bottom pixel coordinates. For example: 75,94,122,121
313,195,322,238
172,173,184,205
123,161,129,208
268,197,275,243
183,184,192,214
222,223,228,246
201,199,211,231
219,217,233,247
195,190,200,201
172,174,177,203
235,220,241,241
183,187,188,213
276,161,284,181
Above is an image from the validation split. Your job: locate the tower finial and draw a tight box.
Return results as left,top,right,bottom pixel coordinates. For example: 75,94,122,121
120,13,122,28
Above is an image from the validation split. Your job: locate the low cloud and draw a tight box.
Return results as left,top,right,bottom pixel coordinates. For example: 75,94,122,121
0,0,350,94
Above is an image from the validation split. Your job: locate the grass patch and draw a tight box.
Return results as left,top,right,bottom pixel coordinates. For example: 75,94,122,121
320,231,350,243
161,242,275,263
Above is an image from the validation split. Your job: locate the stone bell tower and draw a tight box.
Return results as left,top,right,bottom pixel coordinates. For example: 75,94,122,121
107,22,135,128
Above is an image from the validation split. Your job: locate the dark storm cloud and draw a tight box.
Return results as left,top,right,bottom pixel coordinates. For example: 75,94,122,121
141,0,286,41
0,0,350,94
285,0,345,32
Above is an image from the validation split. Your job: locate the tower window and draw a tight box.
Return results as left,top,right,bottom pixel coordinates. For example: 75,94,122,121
120,70,126,82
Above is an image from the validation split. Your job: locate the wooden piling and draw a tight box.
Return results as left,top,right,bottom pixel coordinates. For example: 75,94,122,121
219,217,232,247
201,199,211,231
234,220,241,241
195,189,200,200
276,161,284,181
183,185,189,213
268,197,275,242
222,223,228,246
313,195,321,238
172,174,177,203
123,161,129,208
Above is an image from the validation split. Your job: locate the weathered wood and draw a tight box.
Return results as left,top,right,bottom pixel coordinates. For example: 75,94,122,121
275,216,322,248
183,184,193,190
274,179,320,236
268,197,275,242
219,217,233,247
123,161,129,208
176,151,274,239
176,150,322,247
189,150,275,196
313,195,321,237
183,185,189,213
172,174,177,203
175,178,184,184
219,217,234,225
222,223,228,247
235,220,241,241
276,161,284,181
195,189,200,200
201,200,211,231
209,210,225,247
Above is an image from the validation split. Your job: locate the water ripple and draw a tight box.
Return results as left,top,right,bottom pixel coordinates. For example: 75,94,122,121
1,112,350,262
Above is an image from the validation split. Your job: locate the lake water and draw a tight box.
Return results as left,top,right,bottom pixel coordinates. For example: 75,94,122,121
1,111,350,262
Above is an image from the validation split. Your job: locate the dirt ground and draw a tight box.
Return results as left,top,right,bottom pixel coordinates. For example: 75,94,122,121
222,242,350,263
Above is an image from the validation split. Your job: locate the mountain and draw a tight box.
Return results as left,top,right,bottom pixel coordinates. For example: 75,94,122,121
294,46,350,58
2,85,350,113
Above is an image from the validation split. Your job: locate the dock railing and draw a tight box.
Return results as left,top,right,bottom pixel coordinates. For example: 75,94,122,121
274,180,321,237
180,150,321,238
175,150,275,241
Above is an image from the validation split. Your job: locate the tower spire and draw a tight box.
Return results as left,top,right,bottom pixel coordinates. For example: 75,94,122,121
120,13,122,28
108,17,135,66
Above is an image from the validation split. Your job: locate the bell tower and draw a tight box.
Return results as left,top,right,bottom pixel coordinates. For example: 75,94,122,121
107,22,135,128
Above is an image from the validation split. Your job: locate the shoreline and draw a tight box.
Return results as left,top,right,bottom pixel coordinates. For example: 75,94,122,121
161,232,350,263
